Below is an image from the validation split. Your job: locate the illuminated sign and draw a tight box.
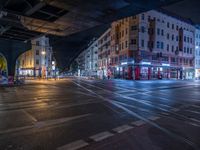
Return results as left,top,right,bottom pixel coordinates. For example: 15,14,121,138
121,62,128,65
141,62,151,65
162,63,170,67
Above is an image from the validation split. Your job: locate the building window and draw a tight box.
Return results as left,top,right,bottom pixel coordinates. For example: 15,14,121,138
176,25,179,30
184,47,186,53
125,41,128,48
141,39,144,47
141,14,145,20
190,48,192,54
141,26,145,33
184,36,186,42
172,24,174,29
157,41,160,48
187,47,189,54
36,41,40,46
167,44,169,51
172,46,174,52
36,59,39,65
36,50,39,55
131,39,137,45
157,28,160,35
167,33,170,39
187,37,189,43
161,42,164,49
167,22,170,28
176,36,179,41
172,34,174,41
161,29,164,36
131,25,137,31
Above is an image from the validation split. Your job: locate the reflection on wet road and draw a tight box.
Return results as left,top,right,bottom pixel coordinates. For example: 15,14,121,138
0,79,200,150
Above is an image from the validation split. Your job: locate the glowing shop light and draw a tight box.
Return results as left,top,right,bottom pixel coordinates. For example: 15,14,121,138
121,62,128,65
141,62,151,65
162,63,170,67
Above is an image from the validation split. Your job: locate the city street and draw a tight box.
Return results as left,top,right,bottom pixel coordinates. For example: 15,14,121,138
0,79,200,150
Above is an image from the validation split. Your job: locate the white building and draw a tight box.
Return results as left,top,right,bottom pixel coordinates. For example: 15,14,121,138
195,26,200,79
16,36,53,78
76,39,98,77
97,28,111,79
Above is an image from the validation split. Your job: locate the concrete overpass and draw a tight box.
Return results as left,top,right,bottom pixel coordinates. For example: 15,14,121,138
0,0,199,75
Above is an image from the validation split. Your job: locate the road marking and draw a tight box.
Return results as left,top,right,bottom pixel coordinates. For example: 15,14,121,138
22,110,38,123
190,118,200,123
171,108,179,112
185,110,200,115
148,116,160,121
0,125,34,135
131,120,146,126
72,80,200,149
159,104,172,108
35,114,91,128
89,131,114,142
191,105,200,109
57,140,89,150
112,125,133,133
0,114,91,135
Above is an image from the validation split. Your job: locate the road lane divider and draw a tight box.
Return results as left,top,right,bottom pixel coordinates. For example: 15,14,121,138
57,140,89,150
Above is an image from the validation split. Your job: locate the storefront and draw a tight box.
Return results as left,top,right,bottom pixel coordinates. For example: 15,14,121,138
195,69,200,79
183,68,194,79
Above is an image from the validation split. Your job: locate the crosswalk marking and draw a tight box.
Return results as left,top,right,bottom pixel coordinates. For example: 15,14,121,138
113,125,134,133
57,140,89,150
89,131,114,142
131,120,146,126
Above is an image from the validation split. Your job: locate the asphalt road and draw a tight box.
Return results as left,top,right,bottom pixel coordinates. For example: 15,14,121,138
0,78,200,150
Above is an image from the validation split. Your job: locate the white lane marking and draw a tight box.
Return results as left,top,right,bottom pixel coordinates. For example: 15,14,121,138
57,140,89,150
35,114,91,128
148,116,161,121
159,104,172,108
131,120,146,126
74,80,200,126
22,110,38,123
185,110,200,115
188,122,200,127
191,105,200,109
0,125,34,135
112,125,133,133
171,108,179,112
190,118,200,124
72,81,200,149
0,114,91,135
89,131,114,142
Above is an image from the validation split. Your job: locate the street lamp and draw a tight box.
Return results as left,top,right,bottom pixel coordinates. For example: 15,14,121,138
41,51,46,55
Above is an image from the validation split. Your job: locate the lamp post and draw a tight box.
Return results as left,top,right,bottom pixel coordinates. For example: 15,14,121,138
41,50,46,79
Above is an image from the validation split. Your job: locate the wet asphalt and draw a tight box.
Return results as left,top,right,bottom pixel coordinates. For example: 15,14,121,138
0,78,200,150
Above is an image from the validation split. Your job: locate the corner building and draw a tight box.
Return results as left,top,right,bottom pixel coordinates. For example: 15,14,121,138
110,10,195,80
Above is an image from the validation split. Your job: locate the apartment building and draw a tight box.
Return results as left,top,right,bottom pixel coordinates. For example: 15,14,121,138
109,9,195,80
195,26,200,79
16,36,53,78
76,39,98,77
97,28,111,79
